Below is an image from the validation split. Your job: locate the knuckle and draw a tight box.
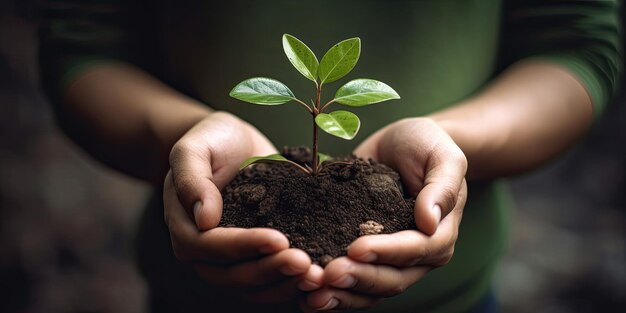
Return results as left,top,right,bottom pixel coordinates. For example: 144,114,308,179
449,229,459,244
385,284,407,297
436,257,450,267
412,244,427,263
340,299,354,310
173,172,202,208
435,247,455,267
169,141,187,165
438,184,459,216
356,266,381,293
363,278,378,293
175,172,196,193
452,148,468,169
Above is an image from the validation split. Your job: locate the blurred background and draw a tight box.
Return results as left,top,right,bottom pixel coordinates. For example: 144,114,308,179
0,1,624,313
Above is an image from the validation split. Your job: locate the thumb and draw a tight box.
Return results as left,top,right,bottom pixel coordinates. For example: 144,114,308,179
414,151,467,235
169,143,223,231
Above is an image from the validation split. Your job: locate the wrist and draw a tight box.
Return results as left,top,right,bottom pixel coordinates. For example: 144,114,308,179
148,102,212,180
428,105,502,180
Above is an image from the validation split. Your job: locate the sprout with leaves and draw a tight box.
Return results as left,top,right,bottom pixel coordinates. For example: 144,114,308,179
230,34,400,175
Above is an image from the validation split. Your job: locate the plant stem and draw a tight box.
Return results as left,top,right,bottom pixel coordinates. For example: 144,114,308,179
312,117,318,173
320,99,335,112
294,98,313,114
311,84,322,174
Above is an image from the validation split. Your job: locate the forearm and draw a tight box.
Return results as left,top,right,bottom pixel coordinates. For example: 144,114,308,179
61,63,212,183
430,60,594,180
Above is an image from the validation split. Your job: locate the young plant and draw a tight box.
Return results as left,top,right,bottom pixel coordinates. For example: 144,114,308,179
230,34,400,175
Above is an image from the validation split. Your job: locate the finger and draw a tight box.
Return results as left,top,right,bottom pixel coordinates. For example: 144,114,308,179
303,287,381,311
414,148,467,235
348,204,464,267
165,172,290,262
166,177,286,261
244,277,302,303
169,138,223,230
173,227,290,263
194,248,311,288
246,265,324,305
297,264,325,291
347,230,429,266
323,257,429,297
353,126,385,161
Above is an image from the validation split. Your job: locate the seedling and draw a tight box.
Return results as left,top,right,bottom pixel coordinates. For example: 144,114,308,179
230,34,400,175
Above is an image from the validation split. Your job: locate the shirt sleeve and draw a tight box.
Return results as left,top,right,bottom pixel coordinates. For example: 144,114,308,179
38,0,147,103
39,0,125,100
499,0,622,117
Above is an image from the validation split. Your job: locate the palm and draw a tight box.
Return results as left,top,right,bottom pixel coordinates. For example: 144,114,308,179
299,117,468,312
164,112,322,305
181,112,277,190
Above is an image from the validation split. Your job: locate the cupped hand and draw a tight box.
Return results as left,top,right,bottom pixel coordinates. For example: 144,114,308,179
164,111,323,303
301,117,467,311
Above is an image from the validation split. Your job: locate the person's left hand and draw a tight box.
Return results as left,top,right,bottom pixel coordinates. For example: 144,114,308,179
301,117,468,311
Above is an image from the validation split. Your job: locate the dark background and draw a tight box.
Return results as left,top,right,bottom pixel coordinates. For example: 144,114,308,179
1,1,624,312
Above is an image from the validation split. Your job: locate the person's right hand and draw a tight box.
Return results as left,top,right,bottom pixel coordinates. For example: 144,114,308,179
163,111,324,303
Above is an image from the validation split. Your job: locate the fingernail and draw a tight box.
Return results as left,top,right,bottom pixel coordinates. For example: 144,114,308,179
331,274,357,288
358,252,377,262
193,201,202,216
432,204,442,225
193,201,202,226
279,264,301,276
320,297,339,310
297,279,320,291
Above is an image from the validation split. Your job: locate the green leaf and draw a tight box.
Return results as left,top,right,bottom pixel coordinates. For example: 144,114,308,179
239,154,289,170
315,110,361,140
334,79,400,107
282,34,319,82
318,152,332,164
319,38,361,84
230,77,295,105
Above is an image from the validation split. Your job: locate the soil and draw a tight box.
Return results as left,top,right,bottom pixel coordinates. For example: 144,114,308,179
220,146,416,266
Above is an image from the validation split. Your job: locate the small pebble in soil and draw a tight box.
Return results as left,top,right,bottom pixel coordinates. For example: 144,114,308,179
359,220,384,235
219,147,416,265
320,255,334,267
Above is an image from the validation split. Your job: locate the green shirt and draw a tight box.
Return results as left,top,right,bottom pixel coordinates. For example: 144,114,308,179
39,1,621,312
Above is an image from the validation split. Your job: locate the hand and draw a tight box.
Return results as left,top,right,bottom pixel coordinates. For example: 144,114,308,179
164,111,324,303
301,117,467,311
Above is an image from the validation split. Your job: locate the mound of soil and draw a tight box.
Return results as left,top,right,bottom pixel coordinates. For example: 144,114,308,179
220,147,416,266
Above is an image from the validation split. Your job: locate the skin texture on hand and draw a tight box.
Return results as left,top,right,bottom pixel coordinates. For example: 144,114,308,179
301,118,468,311
164,112,324,303
299,62,593,311
60,61,592,311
